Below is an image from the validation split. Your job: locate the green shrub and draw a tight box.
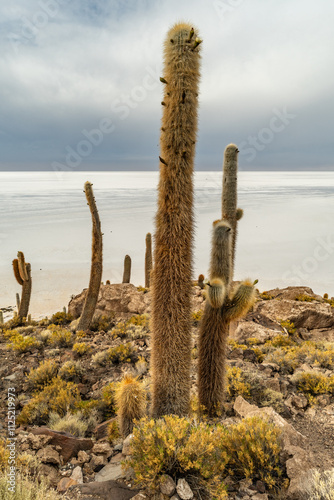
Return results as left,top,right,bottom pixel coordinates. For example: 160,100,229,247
17,377,81,425
26,360,58,390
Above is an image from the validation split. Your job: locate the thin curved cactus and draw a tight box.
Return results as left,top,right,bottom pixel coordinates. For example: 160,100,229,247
77,182,103,331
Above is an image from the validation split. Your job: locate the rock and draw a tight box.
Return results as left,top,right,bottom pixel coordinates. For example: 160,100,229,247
4,373,17,381
28,427,93,462
94,418,117,440
89,454,108,471
285,446,315,499
233,321,281,344
285,394,308,409
255,480,266,493
68,283,205,322
36,445,61,465
160,474,176,496
176,479,193,500
94,463,124,482
76,450,90,464
57,477,78,492
70,465,83,484
37,464,59,486
131,494,148,500
78,479,139,500
252,494,268,500
122,434,134,456
265,378,281,392
92,442,113,457
170,496,180,500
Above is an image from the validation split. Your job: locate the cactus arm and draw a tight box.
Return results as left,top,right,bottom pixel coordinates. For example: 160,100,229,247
224,279,257,321
122,255,132,284
205,278,226,308
145,233,152,288
77,182,103,331
236,208,244,221
13,259,23,286
17,251,29,281
151,22,202,418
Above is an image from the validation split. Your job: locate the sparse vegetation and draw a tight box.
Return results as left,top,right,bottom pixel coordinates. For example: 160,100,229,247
26,359,58,390
47,327,73,347
50,311,73,325
58,360,84,382
72,342,92,356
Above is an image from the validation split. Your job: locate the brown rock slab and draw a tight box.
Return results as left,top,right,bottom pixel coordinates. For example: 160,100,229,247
78,479,139,500
28,427,93,462
36,445,61,465
57,477,78,493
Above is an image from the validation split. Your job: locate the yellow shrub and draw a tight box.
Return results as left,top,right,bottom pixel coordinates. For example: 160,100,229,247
295,294,317,302
26,359,58,390
107,343,137,364
107,419,120,443
126,314,150,328
47,327,73,347
17,377,80,425
58,360,83,382
264,347,298,374
226,366,251,398
90,314,115,332
110,322,128,339
224,416,283,490
50,311,73,325
72,342,92,356
291,371,334,396
271,333,296,346
127,415,229,499
6,332,41,353
192,310,203,325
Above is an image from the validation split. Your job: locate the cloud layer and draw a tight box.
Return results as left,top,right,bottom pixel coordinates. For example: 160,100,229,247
1,0,334,170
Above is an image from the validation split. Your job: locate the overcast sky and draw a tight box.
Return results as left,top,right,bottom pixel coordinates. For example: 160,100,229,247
1,0,333,171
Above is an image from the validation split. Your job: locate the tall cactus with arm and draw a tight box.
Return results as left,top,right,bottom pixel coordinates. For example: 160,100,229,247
198,147,257,417
77,182,103,331
151,22,202,417
12,251,32,320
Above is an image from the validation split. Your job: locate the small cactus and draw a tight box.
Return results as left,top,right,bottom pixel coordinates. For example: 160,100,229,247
197,274,205,289
77,182,103,331
16,293,21,312
145,233,152,288
122,255,131,284
0,310,3,325
12,252,32,320
114,374,146,437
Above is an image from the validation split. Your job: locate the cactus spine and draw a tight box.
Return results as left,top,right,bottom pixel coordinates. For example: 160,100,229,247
12,252,32,320
77,182,103,331
114,375,146,437
145,233,152,288
122,255,131,284
198,146,256,417
222,144,242,273
151,22,202,417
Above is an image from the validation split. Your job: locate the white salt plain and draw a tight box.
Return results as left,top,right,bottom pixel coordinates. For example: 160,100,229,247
1,171,334,319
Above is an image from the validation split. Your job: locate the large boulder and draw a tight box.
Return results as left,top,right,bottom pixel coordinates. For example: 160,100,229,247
68,283,205,322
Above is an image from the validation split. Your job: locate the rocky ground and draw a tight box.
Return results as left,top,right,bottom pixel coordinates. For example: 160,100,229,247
1,284,334,500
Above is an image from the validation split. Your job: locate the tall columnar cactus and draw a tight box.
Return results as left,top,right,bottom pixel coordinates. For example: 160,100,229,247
198,208,257,416
0,310,3,325
122,255,131,284
77,182,103,331
12,251,32,320
151,22,202,417
114,375,147,437
145,233,152,288
222,144,243,274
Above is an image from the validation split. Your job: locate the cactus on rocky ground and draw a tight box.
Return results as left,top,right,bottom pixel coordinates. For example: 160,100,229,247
114,374,146,437
151,22,202,417
16,293,20,312
77,182,103,331
198,146,256,417
12,252,32,320
0,310,3,325
222,144,243,274
122,255,131,284
145,233,152,288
